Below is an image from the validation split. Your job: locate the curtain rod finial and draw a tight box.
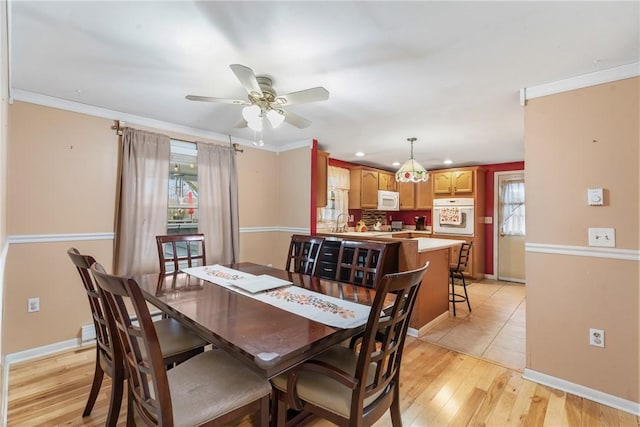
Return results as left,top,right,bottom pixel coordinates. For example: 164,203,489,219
111,120,125,135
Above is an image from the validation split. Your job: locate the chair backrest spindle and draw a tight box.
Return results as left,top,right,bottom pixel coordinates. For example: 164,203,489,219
285,235,325,275
156,233,207,274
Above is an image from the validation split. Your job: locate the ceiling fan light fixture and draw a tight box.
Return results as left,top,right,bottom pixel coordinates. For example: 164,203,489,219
395,137,429,183
242,105,261,122
266,109,285,128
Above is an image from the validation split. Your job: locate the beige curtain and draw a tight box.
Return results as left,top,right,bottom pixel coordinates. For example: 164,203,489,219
114,128,170,275
196,142,239,264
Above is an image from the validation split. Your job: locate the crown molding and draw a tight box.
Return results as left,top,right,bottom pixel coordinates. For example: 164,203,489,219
10,89,311,154
520,62,639,105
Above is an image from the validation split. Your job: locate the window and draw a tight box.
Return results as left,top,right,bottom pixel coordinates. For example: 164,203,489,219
167,140,198,235
319,166,350,224
500,179,525,236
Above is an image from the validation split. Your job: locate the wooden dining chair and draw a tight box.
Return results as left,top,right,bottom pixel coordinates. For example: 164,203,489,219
334,240,389,288
156,233,207,273
90,262,271,427
67,248,208,427
450,241,474,316
285,234,325,275
271,261,430,427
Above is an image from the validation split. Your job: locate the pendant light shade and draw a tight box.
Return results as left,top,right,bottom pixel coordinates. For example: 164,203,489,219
395,137,429,182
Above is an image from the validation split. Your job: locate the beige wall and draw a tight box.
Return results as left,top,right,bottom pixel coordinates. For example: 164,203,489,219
2,101,309,354
525,77,639,402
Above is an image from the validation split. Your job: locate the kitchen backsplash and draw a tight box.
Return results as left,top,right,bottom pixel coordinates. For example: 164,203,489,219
349,209,433,228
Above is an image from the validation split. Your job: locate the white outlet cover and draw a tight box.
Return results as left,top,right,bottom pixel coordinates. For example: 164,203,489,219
589,328,605,347
588,227,615,247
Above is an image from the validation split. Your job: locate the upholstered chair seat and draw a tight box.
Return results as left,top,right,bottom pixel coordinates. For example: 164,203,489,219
166,349,272,427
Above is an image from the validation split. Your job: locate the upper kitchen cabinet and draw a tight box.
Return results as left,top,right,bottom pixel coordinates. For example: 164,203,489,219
349,167,379,209
433,169,474,196
397,179,432,210
397,181,415,210
378,171,397,191
415,180,433,209
316,150,329,207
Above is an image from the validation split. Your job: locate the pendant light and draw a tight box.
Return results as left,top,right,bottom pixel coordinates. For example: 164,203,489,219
395,137,429,182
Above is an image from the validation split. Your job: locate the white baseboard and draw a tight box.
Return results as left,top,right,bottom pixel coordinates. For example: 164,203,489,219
523,368,640,416
408,311,449,337
4,338,86,365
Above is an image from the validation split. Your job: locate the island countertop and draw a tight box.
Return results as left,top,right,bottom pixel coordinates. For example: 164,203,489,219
318,231,465,252
414,237,466,252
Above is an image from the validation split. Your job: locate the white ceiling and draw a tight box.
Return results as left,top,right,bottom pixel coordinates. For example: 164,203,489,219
9,1,639,171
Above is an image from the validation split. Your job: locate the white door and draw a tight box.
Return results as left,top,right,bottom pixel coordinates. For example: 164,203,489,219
496,172,526,282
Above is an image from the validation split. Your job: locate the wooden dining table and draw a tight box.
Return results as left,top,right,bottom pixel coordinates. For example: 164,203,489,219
134,262,383,378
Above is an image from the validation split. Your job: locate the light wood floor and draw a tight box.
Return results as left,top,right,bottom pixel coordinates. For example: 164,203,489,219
6,339,639,426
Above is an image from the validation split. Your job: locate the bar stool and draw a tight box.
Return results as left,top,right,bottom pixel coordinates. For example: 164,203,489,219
449,242,474,316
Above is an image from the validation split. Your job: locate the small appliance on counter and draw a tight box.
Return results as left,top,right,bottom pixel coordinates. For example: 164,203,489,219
414,216,426,230
391,220,403,231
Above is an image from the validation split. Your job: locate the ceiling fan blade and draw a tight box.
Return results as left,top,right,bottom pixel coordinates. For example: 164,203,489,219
282,109,312,129
185,95,248,105
230,64,263,97
274,87,329,106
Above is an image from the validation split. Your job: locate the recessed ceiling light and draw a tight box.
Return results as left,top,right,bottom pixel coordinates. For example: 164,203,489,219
443,159,453,165
392,161,400,167
355,152,365,157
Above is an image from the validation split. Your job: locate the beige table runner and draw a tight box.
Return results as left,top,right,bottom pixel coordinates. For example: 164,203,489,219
182,265,371,329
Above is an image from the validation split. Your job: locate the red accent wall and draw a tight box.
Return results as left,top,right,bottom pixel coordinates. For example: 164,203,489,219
482,161,525,275
310,140,319,234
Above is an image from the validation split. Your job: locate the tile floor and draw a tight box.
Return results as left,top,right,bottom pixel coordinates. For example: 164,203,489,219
418,279,526,371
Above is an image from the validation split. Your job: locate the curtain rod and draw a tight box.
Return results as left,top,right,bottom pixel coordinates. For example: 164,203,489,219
110,120,243,153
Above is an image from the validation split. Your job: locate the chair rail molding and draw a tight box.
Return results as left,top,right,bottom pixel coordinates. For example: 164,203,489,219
525,242,639,261
8,228,311,244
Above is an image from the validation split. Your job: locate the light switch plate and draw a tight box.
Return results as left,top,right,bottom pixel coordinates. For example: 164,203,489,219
588,227,615,247
587,188,604,206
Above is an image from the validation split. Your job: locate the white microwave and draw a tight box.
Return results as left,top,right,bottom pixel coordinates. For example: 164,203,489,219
377,190,400,211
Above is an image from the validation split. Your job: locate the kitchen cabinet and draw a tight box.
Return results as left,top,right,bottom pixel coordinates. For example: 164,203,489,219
433,169,473,196
397,181,415,210
415,180,433,209
349,167,379,209
316,150,329,207
378,171,397,191
316,240,341,280
398,180,432,210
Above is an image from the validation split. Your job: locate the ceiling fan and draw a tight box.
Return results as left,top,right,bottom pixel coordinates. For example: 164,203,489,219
186,64,329,131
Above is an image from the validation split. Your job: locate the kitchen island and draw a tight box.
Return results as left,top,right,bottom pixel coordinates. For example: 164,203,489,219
317,231,465,332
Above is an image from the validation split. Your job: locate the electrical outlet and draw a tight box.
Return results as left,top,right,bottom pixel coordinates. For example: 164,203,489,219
588,227,615,247
589,328,605,347
28,297,40,313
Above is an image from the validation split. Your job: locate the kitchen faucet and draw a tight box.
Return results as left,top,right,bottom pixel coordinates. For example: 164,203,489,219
335,213,349,233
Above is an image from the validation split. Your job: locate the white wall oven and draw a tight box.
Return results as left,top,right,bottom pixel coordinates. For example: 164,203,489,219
433,198,474,236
